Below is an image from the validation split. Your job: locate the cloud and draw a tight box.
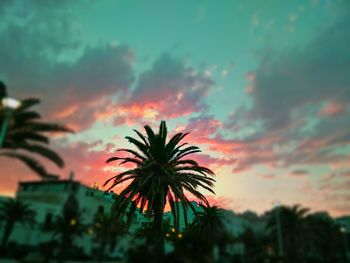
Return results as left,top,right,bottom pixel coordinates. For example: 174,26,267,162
1,2,215,130
221,3,350,172
112,54,214,125
185,115,222,138
0,2,135,131
316,171,350,215
317,100,347,118
45,44,135,130
250,8,350,132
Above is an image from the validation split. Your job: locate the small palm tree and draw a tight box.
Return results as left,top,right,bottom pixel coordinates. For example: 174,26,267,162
48,193,85,263
105,120,215,256
0,81,73,178
266,204,310,263
189,204,227,260
304,213,344,261
0,198,36,249
52,213,85,261
190,204,226,242
93,212,128,262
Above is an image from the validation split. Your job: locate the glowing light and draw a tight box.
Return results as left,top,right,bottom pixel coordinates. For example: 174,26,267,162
1,97,21,109
87,228,94,235
70,218,77,226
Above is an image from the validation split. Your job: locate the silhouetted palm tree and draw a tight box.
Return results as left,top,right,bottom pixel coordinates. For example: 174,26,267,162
0,81,73,178
93,212,128,262
189,204,228,260
105,120,215,257
304,213,344,262
50,192,84,263
0,198,36,249
53,213,85,262
266,204,310,263
190,204,225,243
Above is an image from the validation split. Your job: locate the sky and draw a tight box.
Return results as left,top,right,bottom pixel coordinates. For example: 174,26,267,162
0,0,349,216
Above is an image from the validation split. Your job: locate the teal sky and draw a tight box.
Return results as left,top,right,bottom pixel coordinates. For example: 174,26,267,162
0,0,349,216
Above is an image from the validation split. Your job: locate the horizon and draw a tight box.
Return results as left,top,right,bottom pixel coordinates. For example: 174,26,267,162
1,0,350,217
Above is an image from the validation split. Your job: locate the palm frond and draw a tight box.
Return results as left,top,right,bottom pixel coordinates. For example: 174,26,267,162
17,98,40,112
12,143,64,167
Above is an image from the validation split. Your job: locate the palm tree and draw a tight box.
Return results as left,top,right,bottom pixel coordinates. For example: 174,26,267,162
93,212,128,262
190,204,226,243
0,81,73,178
266,204,310,263
303,213,344,262
189,204,227,260
0,198,36,249
105,120,215,257
52,213,85,263
52,192,84,263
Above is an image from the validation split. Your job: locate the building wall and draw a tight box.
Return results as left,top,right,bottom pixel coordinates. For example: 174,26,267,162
2,180,117,255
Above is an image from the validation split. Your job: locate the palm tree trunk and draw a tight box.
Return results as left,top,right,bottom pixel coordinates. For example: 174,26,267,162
153,196,165,259
1,220,14,249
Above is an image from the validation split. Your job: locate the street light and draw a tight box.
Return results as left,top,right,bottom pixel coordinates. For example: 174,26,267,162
0,97,21,147
272,201,284,259
2,97,21,109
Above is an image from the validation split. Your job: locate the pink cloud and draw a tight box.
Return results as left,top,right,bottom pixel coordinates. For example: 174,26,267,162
318,100,346,118
109,54,213,125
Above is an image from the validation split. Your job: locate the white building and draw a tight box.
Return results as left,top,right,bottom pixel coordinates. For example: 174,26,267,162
0,177,127,257
0,177,273,259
